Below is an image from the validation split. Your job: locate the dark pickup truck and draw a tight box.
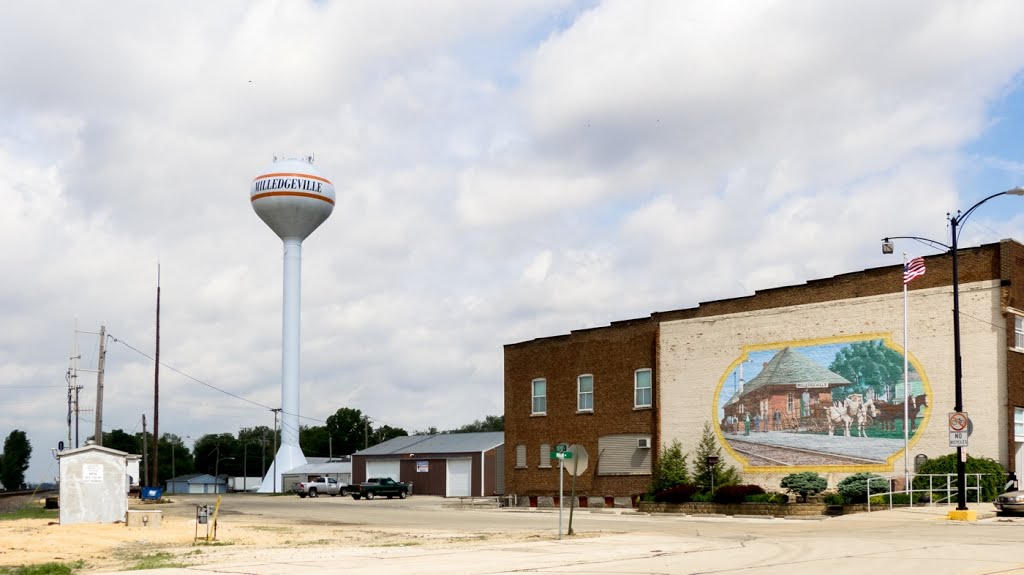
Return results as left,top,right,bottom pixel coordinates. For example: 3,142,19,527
351,477,411,500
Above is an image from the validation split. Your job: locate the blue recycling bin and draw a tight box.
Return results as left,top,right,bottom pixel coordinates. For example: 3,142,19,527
140,487,163,501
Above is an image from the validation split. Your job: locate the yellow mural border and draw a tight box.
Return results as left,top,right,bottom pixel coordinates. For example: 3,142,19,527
712,332,934,473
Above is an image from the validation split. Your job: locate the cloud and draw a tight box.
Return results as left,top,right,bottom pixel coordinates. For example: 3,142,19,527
2,0,1024,483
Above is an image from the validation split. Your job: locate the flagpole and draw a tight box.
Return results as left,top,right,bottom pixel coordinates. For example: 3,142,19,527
903,253,911,503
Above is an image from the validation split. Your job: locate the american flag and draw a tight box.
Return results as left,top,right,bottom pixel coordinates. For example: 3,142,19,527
904,257,926,284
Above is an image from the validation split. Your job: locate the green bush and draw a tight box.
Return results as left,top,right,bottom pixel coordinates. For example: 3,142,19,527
780,472,828,502
837,473,887,503
912,454,1006,502
823,492,846,505
745,492,789,503
690,492,714,502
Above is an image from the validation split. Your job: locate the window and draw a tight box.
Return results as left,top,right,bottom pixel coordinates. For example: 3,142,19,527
515,444,527,468
577,375,594,412
1016,408,1024,441
787,392,794,414
1016,317,1024,350
539,443,551,468
531,379,546,415
634,369,652,408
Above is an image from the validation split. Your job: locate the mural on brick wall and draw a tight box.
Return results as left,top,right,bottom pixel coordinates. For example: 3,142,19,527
715,335,931,470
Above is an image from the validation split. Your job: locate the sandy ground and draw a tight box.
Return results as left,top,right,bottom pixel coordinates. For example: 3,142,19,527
0,495,552,573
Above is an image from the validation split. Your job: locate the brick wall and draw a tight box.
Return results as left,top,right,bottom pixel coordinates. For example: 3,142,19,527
504,320,658,497
504,241,1024,494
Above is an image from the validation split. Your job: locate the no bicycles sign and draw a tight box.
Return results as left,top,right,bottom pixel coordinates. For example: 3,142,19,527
949,411,969,447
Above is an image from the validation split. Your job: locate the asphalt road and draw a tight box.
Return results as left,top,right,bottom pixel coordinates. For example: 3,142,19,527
130,494,1024,574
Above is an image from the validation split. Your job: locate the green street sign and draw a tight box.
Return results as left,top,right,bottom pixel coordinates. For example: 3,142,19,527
555,443,569,453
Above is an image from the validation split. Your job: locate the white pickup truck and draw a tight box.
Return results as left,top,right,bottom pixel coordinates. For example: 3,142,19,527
292,477,347,498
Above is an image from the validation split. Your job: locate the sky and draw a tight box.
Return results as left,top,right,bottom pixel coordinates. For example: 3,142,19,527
3,0,1024,484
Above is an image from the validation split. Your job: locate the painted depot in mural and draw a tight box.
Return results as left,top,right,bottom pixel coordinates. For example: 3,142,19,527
658,276,1010,486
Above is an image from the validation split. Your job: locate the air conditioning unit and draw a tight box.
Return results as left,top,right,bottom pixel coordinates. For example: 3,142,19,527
637,438,651,449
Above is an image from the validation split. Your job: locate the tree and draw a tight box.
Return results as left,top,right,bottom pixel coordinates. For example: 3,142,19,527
650,440,689,494
375,425,408,443
156,433,194,482
449,415,504,433
692,422,739,494
0,430,32,490
325,408,369,454
103,429,141,454
780,472,828,502
828,340,907,400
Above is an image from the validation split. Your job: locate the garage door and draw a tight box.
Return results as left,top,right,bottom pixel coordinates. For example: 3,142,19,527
446,458,472,497
365,460,401,481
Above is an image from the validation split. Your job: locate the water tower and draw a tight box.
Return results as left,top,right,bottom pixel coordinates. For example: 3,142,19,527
250,156,335,493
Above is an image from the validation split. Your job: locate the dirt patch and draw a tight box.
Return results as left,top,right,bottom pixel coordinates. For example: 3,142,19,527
0,498,566,573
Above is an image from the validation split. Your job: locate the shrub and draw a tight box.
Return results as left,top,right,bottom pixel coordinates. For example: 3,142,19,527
745,492,789,503
837,473,887,503
653,483,699,503
780,472,828,502
650,440,689,494
690,492,714,502
823,492,846,505
714,484,765,504
912,454,1006,502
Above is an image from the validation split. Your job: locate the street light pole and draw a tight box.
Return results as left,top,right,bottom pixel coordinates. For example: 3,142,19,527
885,186,1024,513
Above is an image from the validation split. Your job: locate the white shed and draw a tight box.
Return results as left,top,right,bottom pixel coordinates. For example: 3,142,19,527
165,473,226,494
57,443,129,525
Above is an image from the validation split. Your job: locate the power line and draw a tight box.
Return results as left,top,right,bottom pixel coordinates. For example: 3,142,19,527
107,333,403,427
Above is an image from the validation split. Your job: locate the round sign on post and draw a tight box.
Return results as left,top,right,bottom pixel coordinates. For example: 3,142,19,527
565,444,589,476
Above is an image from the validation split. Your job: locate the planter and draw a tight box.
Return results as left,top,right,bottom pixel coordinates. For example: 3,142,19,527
639,501,828,517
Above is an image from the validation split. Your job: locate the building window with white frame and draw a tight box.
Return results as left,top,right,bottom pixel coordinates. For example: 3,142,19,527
539,443,551,468
635,369,652,408
1016,407,1024,441
578,374,594,412
1016,317,1024,350
532,378,547,415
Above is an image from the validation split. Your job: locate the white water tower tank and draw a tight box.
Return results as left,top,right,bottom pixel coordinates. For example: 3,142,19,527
250,156,335,240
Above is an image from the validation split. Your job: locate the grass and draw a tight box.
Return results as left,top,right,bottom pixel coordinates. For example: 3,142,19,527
0,507,58,521
0,560,85,575
127,552,186,570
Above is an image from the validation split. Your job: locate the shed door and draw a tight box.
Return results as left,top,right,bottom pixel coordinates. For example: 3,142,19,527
365,460,401,481
446,458,472,497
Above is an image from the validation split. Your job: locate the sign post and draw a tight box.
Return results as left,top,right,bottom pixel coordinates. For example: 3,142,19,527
550,443,572,540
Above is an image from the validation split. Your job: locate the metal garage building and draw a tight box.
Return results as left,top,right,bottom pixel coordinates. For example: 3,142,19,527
352,432,504,497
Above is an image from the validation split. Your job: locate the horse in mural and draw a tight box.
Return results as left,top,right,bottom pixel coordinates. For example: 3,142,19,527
824,394,877,437
873,394,929,433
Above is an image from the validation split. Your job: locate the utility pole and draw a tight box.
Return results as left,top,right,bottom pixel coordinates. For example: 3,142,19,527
94,324,107,446
152,264,161,486
141,414,149,487
271,408,281,493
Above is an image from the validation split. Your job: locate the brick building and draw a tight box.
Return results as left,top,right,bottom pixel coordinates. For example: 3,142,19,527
504,240,1024,499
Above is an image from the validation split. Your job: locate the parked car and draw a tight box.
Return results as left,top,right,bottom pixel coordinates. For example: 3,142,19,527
293,477,347,498
995,490,1024,515
351,477,411,500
